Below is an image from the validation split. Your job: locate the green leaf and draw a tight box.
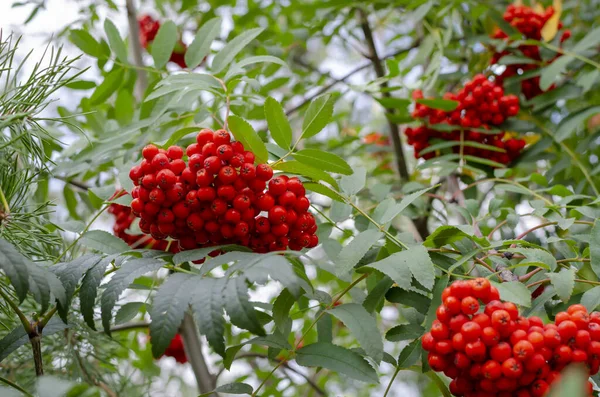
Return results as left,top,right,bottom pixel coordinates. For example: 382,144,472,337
185,17,221,69
376,97,411,109
507,247,557,271
101,258,165,334
80,255,114,329
272,289,295,333
335,229,382,275
90,67,124,105
396,339,422,368
80,230,129,254
211,27,264,74
301,93,336,140
0,238,31,302
376,186,435,224
69,29,100,57
386,287,430,314
555,106,600,142
103,19,128,62
264,96,292,150
223,277,265,336
591,221,600,278
386,324,425,341
115,302,145,325
228,115,268,163
272,160,338,189
425,276,448,329
363,277,394,313
191,278,227,357
547,365,588,397
151,20,178,68
416,98,459,111
296,342,378,383
150,273,196,357
548,268,576,303
28,263,66,313
114,89,134,125
377,245,435,290
198,382,254,397
294,149,353,175
581,286,600,312
317,312,333,343
424,225,489,248
304,182,345,202
362,252,413,290
494,281,532,307
327,303,383,363
340,166,366,196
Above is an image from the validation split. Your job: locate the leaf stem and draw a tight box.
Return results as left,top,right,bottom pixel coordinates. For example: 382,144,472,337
0,375,34,397
54,204,109,264
383,366,401,397
0,184,10,215
0,287,32,333
215,77,230,130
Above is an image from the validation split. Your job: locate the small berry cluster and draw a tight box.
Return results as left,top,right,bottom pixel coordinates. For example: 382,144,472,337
162,333,187,364
491,4,569,99
128,128,318,253
405,74,525,164
108,191,169,250
423,278,598,396
138,14,188,68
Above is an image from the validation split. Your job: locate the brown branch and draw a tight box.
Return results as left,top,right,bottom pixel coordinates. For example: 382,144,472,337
125,0,148,99
358,9,409,180
179,313,216,394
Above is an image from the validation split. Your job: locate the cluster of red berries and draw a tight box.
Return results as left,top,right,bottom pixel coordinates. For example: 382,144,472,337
405,74,525,164
138,14,188,68
128,128,319,253
491,4,570,99
108,190,169,250
162,333,188,364
423,278,598,396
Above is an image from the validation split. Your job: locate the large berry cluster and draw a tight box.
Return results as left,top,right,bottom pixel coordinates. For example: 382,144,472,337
108,191,169,250
405,74,525,164
423,278,598,396
128,128,318,253
138,14,187,68
491,4,569,99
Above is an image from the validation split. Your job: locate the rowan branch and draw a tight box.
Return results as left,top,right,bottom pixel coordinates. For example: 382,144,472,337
358,9,409,180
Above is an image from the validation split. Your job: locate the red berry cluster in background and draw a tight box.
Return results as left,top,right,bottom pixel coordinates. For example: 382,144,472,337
423,278,598,396
138,14,188,68
405,74,525,164
108,190,169,250
128,128,318,253
162,333,187,364
491,4,570,99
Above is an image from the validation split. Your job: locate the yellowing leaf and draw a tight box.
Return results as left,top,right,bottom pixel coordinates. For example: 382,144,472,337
533,2,545,14
541,0,562,42
514,0,523,5
523,133,541,145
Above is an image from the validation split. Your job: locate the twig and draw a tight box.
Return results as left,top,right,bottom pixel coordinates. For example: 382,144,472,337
358,9,409,180
234,353,325,396
285,44,419,118
110,321,149,332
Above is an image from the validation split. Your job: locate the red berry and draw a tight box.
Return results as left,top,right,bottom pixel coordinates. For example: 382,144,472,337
167,145,183,160
256,164,274,180
142,144,159,160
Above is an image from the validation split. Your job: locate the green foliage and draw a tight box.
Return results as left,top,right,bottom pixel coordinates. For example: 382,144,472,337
2,1,600,396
